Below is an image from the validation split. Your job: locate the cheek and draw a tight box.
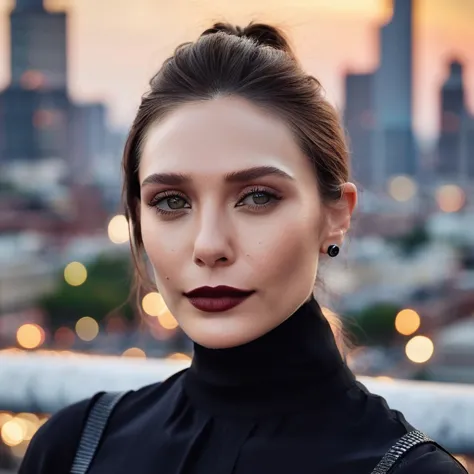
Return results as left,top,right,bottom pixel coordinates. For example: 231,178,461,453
140,211,180,282
245,210,321,281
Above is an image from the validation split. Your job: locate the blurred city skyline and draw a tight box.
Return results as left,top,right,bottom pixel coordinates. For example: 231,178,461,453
0,0,473,141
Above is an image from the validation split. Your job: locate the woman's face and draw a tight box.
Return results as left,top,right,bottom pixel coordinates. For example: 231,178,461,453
139,96,354,349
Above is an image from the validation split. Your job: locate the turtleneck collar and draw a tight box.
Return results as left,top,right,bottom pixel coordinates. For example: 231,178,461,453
184,297,356,417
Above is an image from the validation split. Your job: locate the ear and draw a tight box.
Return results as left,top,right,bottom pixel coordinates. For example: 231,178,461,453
320,183,357,253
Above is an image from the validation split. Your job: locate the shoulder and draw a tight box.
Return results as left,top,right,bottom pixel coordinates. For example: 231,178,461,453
19,373,184,474
393,443,467,473
351,383,467,473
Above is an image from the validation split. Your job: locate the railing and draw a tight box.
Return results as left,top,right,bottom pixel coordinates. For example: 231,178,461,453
1,352,474,454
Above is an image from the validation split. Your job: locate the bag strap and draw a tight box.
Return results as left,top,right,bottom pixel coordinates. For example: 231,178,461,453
70,391,131,474
370,429,467,474
370,430,433,474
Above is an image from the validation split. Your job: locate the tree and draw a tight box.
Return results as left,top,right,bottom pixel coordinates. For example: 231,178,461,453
389,224,430,256
346,302,401,346
40,255,136,330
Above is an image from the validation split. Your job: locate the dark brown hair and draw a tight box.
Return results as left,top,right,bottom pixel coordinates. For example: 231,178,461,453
121,22,351,344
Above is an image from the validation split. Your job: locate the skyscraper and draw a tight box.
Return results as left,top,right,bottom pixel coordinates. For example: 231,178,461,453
437,60,471,182
373,0,416,185
0,0,110,178
10,0,67,89
344,73,375,188
0,0,70,162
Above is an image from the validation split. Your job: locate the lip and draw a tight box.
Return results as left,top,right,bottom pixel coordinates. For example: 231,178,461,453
184,286,255,313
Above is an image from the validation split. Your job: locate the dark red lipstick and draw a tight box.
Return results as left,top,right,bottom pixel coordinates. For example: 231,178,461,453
184,286,255,313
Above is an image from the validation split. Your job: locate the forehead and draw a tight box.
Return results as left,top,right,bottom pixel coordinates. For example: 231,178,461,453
139,96,311,180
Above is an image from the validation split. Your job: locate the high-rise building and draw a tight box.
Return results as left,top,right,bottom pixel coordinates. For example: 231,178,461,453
0,0,108,182
344,73,375,188
0,0,70,163
373,0,417,185
437,60,472,182
10,0,67,90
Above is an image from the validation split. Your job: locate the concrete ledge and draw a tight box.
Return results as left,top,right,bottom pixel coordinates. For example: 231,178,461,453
1,352,473,454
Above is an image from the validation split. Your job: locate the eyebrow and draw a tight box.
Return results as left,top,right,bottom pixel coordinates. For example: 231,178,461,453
141,166,294,187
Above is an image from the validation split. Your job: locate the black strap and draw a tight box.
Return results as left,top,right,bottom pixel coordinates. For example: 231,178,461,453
70,391,130,474
370,430,468,474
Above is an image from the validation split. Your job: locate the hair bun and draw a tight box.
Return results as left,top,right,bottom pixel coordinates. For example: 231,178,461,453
201,22,295,59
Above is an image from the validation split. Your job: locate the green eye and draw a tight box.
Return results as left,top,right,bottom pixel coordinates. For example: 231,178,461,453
153,194,191,213
247,192,271,205
165,196,188,209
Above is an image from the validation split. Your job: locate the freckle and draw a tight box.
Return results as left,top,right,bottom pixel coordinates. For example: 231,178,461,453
165,276,170,280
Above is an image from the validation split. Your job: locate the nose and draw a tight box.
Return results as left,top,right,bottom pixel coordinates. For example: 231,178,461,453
193,212,235,268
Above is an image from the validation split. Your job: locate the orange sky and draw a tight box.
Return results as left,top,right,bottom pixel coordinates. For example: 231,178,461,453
0,0,473,141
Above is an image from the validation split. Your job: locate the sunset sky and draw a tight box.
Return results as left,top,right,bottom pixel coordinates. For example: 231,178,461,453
0,0,473,141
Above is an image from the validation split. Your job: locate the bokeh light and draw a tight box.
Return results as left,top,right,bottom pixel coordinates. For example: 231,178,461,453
16,324,45,349
15,413,39,441
0,413,41,449
167,352,191,361
20,70,45,90
107,214,130,244
375,376,394,383
405,335,434,364
388,175,417,202
64,262,87,286
75,317,99,342
122,347,146,359
395,309,421,336
1,419,24,447
142,292,168,317
54,326,76,347
158,310,179,330
436,184,465,213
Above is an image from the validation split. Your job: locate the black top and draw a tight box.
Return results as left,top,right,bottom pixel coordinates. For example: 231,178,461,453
20,297,466,474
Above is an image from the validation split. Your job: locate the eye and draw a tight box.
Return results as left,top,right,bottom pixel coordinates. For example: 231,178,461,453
161,196,189,210
240,191,272,206
151,192,191,214
236,188,281,210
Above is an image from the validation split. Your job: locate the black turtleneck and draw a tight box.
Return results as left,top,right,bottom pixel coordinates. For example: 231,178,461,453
20,297,467,474
185,297,355,416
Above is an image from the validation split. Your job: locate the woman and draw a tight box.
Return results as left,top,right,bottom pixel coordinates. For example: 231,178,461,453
20,23,466,474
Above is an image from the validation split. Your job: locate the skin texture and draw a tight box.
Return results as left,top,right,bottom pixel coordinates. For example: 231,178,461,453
138,96,357,349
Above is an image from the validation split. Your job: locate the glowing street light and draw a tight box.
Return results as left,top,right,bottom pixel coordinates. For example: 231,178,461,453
64,262,87,286
107,214,130,244
395,309,421,336
405,335,434,364
388,175,417,202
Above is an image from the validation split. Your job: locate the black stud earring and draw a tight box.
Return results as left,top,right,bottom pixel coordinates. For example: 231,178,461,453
327,244,340,258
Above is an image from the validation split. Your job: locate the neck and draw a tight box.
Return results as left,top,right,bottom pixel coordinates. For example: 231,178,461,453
184,297,356,416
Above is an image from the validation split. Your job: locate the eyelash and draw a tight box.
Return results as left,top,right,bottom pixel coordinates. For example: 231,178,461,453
148,187,282,217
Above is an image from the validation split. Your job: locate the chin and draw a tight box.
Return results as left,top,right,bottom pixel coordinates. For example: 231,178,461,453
186,325,263,349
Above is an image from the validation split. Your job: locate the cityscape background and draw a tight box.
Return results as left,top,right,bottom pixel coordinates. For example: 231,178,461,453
0,0,473,471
